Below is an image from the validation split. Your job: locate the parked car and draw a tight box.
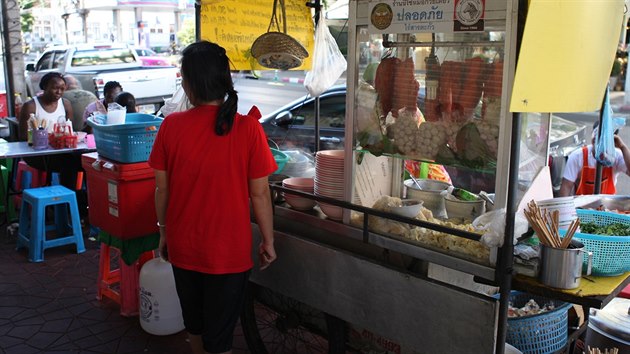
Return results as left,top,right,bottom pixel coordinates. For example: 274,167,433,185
25,43,181,113
259,86,588,192
133,47,170,66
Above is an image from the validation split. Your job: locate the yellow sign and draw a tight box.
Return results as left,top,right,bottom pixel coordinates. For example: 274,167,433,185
200,0,314,71
510,0,625,113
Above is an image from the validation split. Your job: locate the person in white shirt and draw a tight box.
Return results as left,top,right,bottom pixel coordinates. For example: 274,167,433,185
560,122,630,196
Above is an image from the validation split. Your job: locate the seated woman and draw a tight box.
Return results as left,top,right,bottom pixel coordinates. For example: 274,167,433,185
114,92,138,113
18,72,86,214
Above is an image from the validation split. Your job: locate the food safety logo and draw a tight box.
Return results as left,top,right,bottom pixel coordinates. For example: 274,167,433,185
454,0,484,31
371,3,393,30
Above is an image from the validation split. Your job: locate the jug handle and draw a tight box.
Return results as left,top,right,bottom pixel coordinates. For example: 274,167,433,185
583,251,593,276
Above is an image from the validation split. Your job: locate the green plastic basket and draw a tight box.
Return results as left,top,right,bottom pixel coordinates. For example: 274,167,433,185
271,148,289,174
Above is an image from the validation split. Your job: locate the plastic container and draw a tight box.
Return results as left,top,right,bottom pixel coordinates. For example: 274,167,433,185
82,152,158,239
502,292,572,354
107,109,126,125
87,113,163,163
139,258,185,335
558,209,630,276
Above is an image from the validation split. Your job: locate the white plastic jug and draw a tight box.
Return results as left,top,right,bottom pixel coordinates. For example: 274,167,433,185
139,258,185,335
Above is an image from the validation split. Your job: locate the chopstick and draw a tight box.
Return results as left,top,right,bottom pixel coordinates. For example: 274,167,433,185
588,346,619,354
560,218,580,249
523,200,579,249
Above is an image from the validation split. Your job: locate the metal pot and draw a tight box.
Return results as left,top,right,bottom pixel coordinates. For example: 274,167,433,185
539,240,592,289
585,298,630,353
403,179,450,219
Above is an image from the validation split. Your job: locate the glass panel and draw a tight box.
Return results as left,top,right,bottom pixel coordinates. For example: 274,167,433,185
350,26,506,265
354,29,505,194
518,112,550,199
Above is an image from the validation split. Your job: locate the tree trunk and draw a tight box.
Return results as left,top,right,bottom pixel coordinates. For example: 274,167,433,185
1,0,26,115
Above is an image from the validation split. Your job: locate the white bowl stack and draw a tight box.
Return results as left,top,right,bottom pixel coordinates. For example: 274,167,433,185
314,150,345,220
537,197,577,230
282,177,316,211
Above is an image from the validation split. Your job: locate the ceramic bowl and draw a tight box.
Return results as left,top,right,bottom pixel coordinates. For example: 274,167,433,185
390,199,424,218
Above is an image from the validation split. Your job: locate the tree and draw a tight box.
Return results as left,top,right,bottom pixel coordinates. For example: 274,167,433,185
19,0,37,34
176,18,195,48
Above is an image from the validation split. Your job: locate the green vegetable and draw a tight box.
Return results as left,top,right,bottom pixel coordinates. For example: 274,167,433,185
581,222,630,236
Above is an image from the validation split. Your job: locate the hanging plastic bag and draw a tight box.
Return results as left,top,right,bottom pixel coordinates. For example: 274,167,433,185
304,16,347,97
595,87,616,166
158,86,192,117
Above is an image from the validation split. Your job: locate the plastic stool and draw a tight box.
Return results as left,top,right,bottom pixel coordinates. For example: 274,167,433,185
14,161,47,208
16,185,85,262
97,243,155,316
51,171,83,190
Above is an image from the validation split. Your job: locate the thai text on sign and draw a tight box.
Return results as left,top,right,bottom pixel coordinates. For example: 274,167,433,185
200,0,314,70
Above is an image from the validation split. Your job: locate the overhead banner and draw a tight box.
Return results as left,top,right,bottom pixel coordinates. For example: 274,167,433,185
200,0,314,71
510,0,625,113
367,0,485,34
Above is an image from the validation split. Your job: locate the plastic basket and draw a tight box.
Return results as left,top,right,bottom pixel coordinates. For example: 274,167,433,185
559,209,630,276
271,148,289,174
504,292,571,354
87,113,163,163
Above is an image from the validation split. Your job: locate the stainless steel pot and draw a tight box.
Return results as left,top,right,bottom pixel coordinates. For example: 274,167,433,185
403,179,450,219
585,298,630,353
539,240,592,289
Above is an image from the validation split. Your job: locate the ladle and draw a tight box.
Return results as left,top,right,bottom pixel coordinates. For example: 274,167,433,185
407,169,423,190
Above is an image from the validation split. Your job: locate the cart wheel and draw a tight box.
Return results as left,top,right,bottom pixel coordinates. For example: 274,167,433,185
241,283,347,354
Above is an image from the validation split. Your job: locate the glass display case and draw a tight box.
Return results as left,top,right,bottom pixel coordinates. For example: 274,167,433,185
341,0,551,267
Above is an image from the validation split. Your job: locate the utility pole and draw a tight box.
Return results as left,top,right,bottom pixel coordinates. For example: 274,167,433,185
0,0,26,116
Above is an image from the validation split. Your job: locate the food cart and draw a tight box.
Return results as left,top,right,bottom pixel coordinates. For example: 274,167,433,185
194,0,630,353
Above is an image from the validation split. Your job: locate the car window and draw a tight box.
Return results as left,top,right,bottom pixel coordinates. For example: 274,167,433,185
292,95,345,128
52,51,66,69
36,52,53,71
71,48,137,67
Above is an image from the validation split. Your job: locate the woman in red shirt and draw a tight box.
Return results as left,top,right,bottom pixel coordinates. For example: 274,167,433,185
149,41,277,354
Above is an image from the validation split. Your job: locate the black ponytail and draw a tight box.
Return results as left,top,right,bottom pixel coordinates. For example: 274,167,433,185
180,41,239,135
216,89,238,135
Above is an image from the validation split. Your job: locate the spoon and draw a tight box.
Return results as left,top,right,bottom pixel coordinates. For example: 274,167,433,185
407,169,423,190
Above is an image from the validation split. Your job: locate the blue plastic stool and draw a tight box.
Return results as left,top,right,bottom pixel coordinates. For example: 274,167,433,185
16,185,85,262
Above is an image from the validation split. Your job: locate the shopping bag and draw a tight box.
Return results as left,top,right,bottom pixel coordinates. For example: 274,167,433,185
158,86,192,117
304,16,347,97
595,87,616,166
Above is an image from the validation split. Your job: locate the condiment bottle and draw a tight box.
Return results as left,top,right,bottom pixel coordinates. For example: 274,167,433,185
27,113,35,146
14,93,22,117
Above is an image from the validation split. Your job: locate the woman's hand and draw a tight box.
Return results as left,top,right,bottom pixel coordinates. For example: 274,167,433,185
158,230,168,262
258,241,276,270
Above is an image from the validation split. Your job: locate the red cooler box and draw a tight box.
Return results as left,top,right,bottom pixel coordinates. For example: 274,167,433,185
82,152,158,239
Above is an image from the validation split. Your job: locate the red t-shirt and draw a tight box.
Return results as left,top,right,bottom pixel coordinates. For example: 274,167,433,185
149,105,277,274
